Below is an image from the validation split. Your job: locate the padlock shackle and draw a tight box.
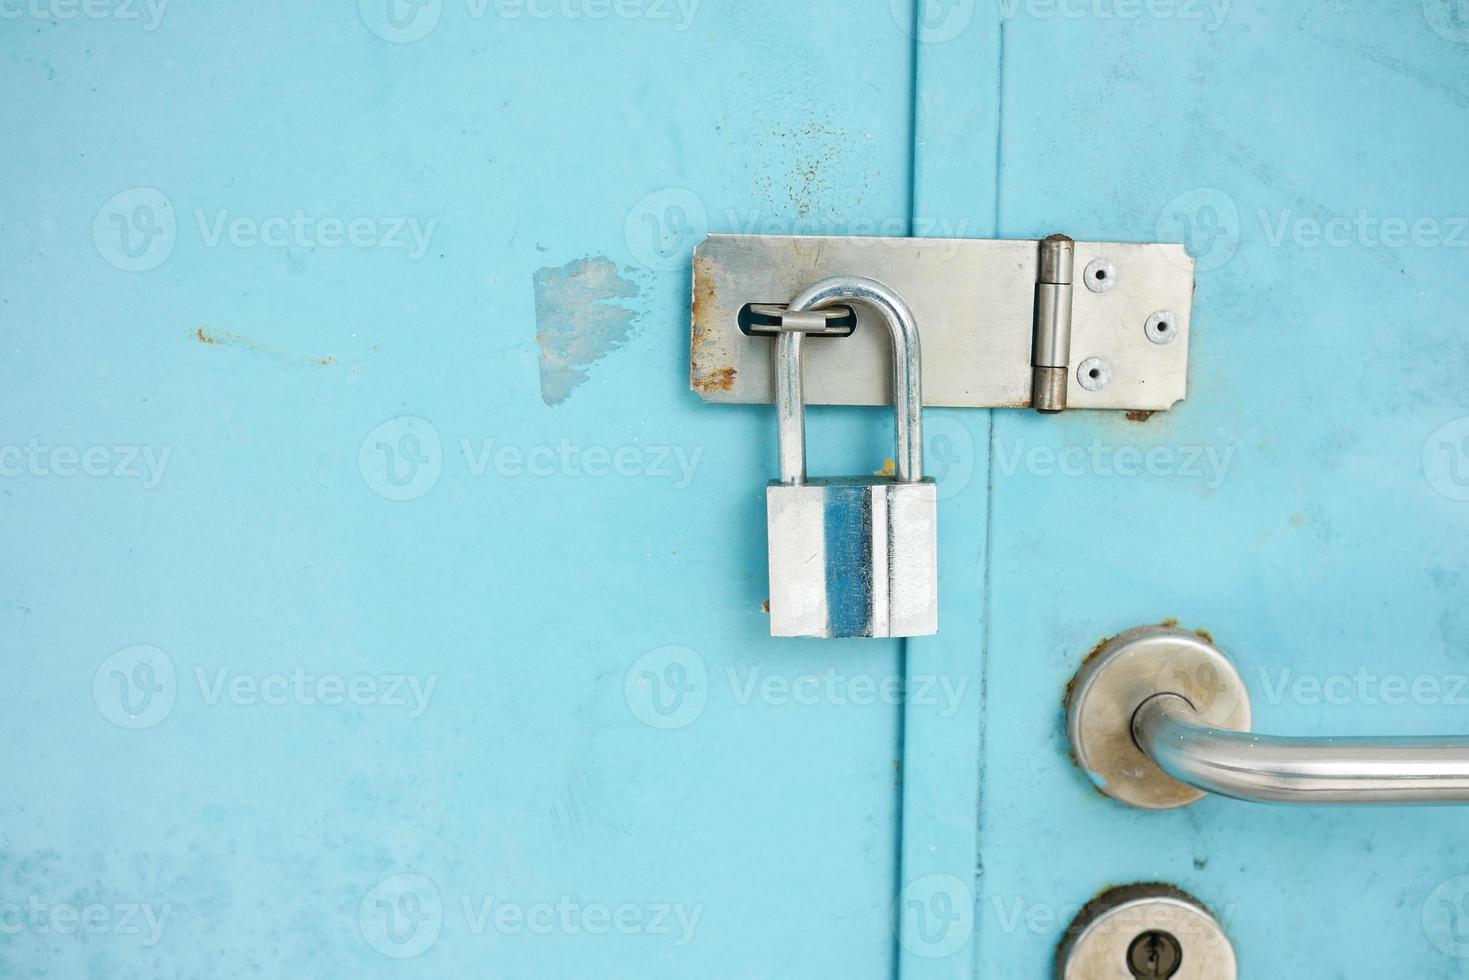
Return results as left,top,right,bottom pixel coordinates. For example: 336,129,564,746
776,276,924,485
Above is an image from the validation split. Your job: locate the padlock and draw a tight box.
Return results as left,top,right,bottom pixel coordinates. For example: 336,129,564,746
765,276,938,638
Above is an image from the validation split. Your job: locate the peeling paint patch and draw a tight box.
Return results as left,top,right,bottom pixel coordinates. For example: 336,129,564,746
192,326,337,367
533,256,641,406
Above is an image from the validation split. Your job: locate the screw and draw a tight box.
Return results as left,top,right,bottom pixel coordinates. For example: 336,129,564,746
1077,357,1111,392
1084,258,1117,293
1145,311,1179,345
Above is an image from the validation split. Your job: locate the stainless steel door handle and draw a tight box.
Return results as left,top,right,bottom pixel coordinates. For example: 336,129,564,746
1133,692,1469,805
1067,625,1469,808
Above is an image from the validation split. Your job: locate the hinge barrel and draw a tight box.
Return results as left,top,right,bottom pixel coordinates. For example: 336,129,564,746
1032,234,1075,414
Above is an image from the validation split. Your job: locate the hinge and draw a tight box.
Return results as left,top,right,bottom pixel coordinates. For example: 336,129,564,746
1031,234,1075,414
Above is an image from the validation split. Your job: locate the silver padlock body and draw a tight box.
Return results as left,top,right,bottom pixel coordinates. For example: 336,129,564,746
767,477,938,639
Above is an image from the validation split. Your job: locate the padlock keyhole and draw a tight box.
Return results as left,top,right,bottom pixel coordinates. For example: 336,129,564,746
1126,930,1183,979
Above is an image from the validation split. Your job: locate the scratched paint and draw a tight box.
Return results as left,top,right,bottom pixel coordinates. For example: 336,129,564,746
192,326,336,367
533,256,642,406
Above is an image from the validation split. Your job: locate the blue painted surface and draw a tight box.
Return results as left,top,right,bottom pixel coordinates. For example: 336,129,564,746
895,4,998,974
970,3,1469,978
5,2,1469,978
1,4,918,977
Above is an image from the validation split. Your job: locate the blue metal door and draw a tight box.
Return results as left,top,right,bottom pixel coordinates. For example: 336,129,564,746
899,3,1469,978
4,2,1468,978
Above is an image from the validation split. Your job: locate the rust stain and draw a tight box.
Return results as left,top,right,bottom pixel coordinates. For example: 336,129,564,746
760,600,771,615
691,256,717,334
1194,627,1215,645
192,325,336,368
1064,632,1119,711
690,253,738,397
1065,632,1126,802
873,459,897,478
692,366,736,394
1126,410,1154,423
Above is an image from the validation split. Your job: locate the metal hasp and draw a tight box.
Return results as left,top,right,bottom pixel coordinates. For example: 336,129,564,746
765,276,938,639
690,233,1195,412
1067,625,1469,808
1057,884,1237,980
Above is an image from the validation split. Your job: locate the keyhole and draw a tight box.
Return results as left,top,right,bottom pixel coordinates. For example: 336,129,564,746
1126,930,1183,979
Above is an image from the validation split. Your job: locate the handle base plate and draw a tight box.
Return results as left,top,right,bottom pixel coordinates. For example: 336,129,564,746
1066,625,1252,810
